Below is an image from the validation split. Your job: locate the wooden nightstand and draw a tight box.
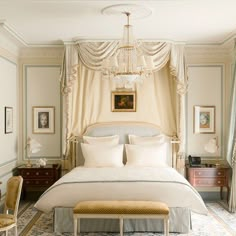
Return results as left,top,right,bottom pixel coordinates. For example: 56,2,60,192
16,164,61,199
186,165,230,201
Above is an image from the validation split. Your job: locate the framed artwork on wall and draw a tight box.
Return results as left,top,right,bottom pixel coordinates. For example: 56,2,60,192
33,106,55,134
194,105,215,134
5,107,13,134
111,91,136,112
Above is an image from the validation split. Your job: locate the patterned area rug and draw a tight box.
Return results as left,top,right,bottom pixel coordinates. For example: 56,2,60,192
1,201,236,236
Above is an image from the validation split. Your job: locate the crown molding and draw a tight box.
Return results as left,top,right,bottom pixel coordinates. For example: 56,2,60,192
1,19,236,49
0,20,27,46
19,47,64,59
186,39,234,61
0,32,20,57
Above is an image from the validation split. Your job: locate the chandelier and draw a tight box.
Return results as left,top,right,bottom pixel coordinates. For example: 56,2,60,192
102,12,154,88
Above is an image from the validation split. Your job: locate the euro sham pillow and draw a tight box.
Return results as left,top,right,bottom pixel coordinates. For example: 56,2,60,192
83,135,119,145
125,143,168,167
128,134,166,145
81,143,124,167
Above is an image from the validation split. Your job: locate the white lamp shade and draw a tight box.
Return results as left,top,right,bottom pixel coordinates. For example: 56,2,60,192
27,137,41,154
204,137,218,153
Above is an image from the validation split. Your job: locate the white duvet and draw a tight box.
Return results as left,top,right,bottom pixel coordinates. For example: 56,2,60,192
34,166,208,215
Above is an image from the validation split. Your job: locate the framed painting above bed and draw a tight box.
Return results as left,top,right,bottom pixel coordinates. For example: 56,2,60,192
111,91,136,112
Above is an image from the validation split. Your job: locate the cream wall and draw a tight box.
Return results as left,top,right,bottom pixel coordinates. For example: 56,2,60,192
187,65,223,159
0,35,19,198
19,47,64,164
24,66,61,159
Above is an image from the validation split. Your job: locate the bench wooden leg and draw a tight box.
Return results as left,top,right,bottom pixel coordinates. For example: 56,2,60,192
74,218,78,236
120,218,123,236
78,218,80,235
164,218,169,236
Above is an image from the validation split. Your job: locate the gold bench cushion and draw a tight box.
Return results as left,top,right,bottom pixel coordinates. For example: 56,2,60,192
0,214,15,228
73,201,169,215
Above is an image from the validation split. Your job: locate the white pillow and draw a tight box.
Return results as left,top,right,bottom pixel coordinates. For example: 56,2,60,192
128,134,166,145
83,135,119,145
125,143,168,167
81,143,124,167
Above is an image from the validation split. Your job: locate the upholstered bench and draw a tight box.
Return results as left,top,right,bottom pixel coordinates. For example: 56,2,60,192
73,200,169,236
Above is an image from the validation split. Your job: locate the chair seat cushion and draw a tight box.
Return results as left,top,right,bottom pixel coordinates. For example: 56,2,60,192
0,214,15,228
73,201,169,215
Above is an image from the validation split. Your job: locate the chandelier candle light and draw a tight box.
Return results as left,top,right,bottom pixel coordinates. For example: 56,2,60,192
26,137,42,168
102,11,154,88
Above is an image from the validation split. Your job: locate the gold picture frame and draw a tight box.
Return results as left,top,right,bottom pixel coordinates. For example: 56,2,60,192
194,105,215,134
111,91,136,112
32,106,55,134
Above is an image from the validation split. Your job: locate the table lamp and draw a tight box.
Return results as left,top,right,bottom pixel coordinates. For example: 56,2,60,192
204,137,219,165
26,137,41,168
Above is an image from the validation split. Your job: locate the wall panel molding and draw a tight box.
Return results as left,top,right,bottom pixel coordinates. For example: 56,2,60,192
22,65,62,163
186,65,224,160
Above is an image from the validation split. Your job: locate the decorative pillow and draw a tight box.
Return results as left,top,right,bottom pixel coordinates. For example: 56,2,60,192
128,134,166,145
83,135,119,145
125,143,168,167
81,143,124,167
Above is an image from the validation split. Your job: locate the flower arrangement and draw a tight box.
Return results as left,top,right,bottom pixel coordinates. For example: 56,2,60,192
36,158,47,168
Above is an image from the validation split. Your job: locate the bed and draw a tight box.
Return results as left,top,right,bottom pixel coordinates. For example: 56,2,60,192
34,122,207,233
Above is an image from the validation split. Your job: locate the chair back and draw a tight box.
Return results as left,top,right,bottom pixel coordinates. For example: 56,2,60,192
4,176,23,220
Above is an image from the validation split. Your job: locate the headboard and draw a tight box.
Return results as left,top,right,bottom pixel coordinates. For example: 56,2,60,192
75,121,174,167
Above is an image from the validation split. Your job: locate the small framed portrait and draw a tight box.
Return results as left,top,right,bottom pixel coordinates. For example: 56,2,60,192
194,106,215,134
33,106,55,134
111,91,136,112
5,107,13,134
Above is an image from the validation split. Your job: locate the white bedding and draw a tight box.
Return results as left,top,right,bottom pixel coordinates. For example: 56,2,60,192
34,166,208,215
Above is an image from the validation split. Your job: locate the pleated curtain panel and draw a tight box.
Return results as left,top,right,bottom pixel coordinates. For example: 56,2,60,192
60,42,187,172
227,40,236,213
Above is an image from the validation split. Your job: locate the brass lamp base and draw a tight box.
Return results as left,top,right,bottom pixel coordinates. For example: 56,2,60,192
26,159,32,168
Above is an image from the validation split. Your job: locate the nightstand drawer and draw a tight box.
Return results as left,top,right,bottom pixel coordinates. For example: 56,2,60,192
193,169,226,178
186,165,230,201
194,178,225,186
20,169,53,178
24,179,54,186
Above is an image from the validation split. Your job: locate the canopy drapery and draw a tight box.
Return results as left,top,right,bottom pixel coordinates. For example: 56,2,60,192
60,41,187,172
226,41,236,212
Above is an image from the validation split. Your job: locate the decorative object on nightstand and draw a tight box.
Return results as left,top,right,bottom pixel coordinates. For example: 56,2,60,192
186,164,230,201
204,136,219,165
16,164,61,200
26,137,41,168
36,158,47,168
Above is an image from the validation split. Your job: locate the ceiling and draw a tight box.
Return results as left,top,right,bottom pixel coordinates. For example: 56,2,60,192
0,0,236,46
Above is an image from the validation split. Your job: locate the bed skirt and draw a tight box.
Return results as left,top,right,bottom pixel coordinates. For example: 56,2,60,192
53,207,192,233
